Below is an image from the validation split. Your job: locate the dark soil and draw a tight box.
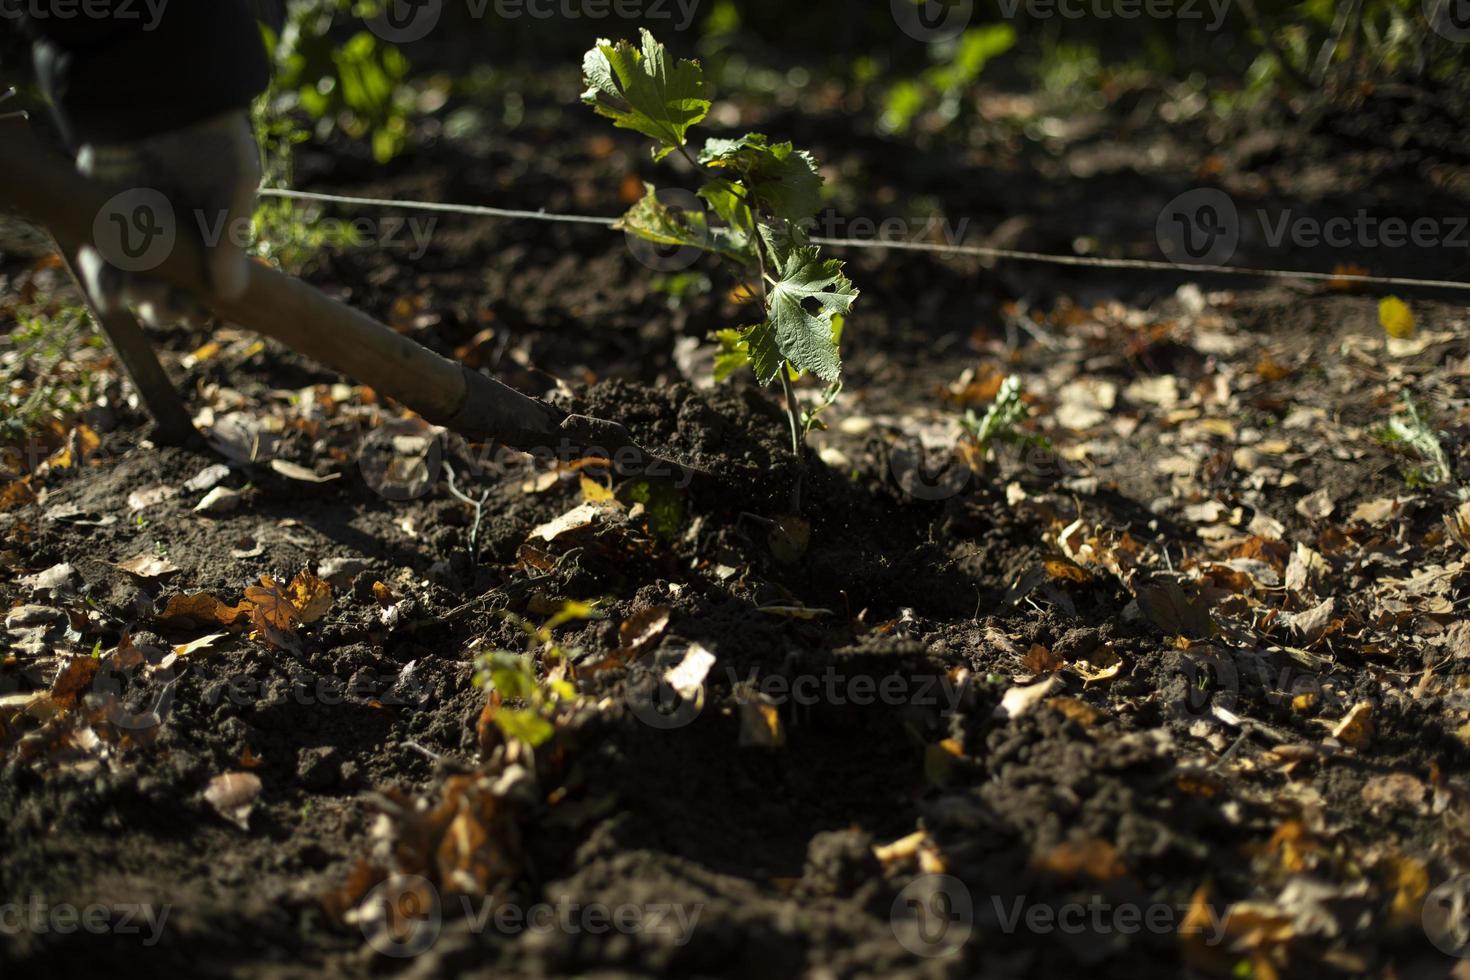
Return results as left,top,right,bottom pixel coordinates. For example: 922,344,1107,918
3,70,1469,980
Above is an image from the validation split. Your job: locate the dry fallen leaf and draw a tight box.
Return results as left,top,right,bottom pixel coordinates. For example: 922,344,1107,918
269,459,340,483
204,772,262,830
288,572,333,625
529,502,605,543
1031,838,1125,882
994,676,1060,720
738,699,785,749
160,593,249,629
195,486,242,515
174,633,230,657
244,576,300,633
663,643,716,700
118,554,181,580
1295,488,1335,521
1331,702,1374,748
127,485,177,511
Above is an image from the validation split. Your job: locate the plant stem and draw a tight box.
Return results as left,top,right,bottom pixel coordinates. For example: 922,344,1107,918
750,232,803,513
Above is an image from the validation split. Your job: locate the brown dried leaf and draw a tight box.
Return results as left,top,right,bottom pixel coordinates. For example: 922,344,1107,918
288,572,333,625
118,554,181,579
160,593,249,629
617,606,671,658
1031,839,1125,882
204,771,262,830
245,575,300,633
1024,643,1062,675
1331,702,1374,748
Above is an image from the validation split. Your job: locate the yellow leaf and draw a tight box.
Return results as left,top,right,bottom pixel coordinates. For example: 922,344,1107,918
244,575,299,633
579,474,615,503
288,572,333,624
1378,296,1415,340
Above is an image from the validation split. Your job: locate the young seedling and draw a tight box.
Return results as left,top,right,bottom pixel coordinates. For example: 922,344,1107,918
1379,391,1454,490
581,30,858,516
958,375,1049,468
472,602,596,748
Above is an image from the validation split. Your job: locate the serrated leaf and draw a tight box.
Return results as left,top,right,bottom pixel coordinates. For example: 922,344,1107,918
711,327,751,381
759,231,857,383
699,134,823,223
744,320,783,385
616,183,752,264
697,178,753,233
581,29,709,160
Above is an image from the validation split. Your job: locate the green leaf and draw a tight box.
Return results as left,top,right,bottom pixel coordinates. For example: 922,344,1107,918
616,183,754,265
616,479,685,540
699,134,823,223
581,29,710,160
744,320,783,386
696,178,753,234
494,708,557,748
711,327,752,381
759,229,857,383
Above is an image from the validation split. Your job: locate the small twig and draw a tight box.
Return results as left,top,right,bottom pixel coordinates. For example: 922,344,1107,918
1311,0,1361,86
0,89,27,124
442,461,488,563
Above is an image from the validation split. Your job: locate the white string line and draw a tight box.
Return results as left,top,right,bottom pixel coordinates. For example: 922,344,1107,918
258,187,1470,293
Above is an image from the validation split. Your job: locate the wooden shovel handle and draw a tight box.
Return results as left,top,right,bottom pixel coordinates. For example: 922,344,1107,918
0,127,565,451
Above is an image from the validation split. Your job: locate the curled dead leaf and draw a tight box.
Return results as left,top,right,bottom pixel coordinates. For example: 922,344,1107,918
118,554,181,580
204,771,262,830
